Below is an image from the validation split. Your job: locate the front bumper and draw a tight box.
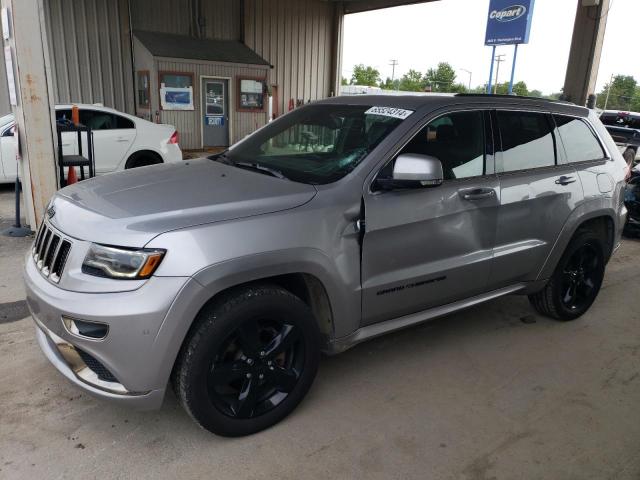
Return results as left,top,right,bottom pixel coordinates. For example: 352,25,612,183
24,253,196,410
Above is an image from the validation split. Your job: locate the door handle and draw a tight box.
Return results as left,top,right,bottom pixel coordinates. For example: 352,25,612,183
459,187,496,201
116,137,129,142
555,175,576,186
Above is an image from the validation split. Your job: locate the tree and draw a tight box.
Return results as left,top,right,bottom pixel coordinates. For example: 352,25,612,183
597,75,637,110
341,77,349,86
494,81,528,96
351,64,381,87
380,77,400,90
529,89,543,98
448,83,468,94
398,69,425,92
425,62,456,91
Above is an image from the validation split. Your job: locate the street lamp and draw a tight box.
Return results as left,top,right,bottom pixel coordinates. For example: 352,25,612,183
460,68,472,91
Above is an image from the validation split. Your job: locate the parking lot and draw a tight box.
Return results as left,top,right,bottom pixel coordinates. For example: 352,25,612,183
1,183,640,479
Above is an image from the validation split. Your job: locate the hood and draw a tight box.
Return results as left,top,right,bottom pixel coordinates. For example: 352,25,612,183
50,158,317,246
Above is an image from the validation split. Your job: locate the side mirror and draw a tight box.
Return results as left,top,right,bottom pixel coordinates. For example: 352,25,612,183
377,154,444,190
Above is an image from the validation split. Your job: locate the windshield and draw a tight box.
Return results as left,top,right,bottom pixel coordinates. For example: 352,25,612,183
216,104,409,184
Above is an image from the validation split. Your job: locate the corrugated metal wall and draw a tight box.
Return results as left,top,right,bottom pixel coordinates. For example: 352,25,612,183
130,0,241,40
244,0,337,117
43,0,135,113
157,58,269,149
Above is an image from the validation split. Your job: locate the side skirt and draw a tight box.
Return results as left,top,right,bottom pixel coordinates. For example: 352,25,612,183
325,283,527,355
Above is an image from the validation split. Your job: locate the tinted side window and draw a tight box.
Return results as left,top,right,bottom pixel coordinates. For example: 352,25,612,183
78,110,135,130
399,110,485,180
114,114,135,129
55,109,72,123
497,111,555,173
554,115,605,163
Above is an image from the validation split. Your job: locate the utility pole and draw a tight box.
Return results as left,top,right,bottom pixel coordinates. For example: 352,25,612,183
460,68,472,91
493,54,505,94
603,73,614,110
389,59,399,90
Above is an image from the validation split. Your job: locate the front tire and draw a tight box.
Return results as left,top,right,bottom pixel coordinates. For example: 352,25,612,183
172,285,320,437
528,229,605,321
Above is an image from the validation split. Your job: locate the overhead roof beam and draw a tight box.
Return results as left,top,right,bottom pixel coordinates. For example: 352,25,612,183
335,0,439,15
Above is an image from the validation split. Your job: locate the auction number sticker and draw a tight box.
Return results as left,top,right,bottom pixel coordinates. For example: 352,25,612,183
365,106,413,120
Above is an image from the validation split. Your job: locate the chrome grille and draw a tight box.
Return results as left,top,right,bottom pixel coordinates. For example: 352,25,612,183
32,222,73,284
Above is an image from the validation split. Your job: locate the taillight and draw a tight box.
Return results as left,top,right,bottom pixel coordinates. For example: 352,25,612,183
168,130,179,144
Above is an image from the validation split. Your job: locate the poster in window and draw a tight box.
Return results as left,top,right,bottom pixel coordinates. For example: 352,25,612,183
238,78,266,111
159,72,194,111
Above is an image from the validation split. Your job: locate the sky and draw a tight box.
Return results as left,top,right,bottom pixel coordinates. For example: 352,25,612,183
342,0,638,95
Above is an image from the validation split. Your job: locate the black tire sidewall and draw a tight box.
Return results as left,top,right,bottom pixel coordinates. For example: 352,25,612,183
551,232,605,320
181,288,320,437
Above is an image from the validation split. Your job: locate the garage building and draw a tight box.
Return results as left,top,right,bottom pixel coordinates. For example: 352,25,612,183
0,0,433,150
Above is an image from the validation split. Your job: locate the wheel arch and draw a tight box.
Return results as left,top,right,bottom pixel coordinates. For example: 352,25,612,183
536,208,617,281
125,149,163,169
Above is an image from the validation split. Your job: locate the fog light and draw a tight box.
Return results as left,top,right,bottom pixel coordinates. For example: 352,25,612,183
62,316,109,340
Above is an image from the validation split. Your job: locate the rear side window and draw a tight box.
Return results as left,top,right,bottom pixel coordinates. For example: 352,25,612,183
399,110,486,180
79,110,135,130
554,115,605,163
496,111,555,173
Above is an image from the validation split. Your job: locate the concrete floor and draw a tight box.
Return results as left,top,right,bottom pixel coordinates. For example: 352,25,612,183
1,183,640,479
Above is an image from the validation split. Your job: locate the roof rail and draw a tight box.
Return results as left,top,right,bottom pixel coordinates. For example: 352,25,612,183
455,93,574,105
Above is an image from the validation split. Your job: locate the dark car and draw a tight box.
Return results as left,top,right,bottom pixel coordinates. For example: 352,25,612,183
600,110,640,165
624,165,640,236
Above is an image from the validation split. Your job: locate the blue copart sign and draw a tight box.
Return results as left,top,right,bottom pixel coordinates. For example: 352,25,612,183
485,0,535,46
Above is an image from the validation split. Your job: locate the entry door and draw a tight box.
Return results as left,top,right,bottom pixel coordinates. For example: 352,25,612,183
361,110,499,326
202,78,230,147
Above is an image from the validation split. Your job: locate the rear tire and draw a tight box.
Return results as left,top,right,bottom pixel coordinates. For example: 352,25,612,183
528,229,605,321
172,285,320,437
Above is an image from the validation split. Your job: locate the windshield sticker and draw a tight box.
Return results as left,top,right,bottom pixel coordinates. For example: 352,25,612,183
365,106,414,120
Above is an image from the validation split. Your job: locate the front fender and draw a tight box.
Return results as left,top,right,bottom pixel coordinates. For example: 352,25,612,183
147,248,360,393
191,247,360,339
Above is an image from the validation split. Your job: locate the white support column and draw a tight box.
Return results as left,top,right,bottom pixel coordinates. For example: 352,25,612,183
1,0,58,229
562,0,610,106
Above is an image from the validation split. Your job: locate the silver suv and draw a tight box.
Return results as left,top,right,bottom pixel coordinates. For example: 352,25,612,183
24,95,628,436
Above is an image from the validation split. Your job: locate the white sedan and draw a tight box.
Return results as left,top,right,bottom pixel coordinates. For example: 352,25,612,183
0,104,182,183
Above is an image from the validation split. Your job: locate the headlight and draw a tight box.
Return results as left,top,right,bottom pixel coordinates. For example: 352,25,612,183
82,244,165,279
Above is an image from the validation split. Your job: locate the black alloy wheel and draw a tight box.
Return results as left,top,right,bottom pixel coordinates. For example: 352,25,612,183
559,243,602,312
207,318,304,419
